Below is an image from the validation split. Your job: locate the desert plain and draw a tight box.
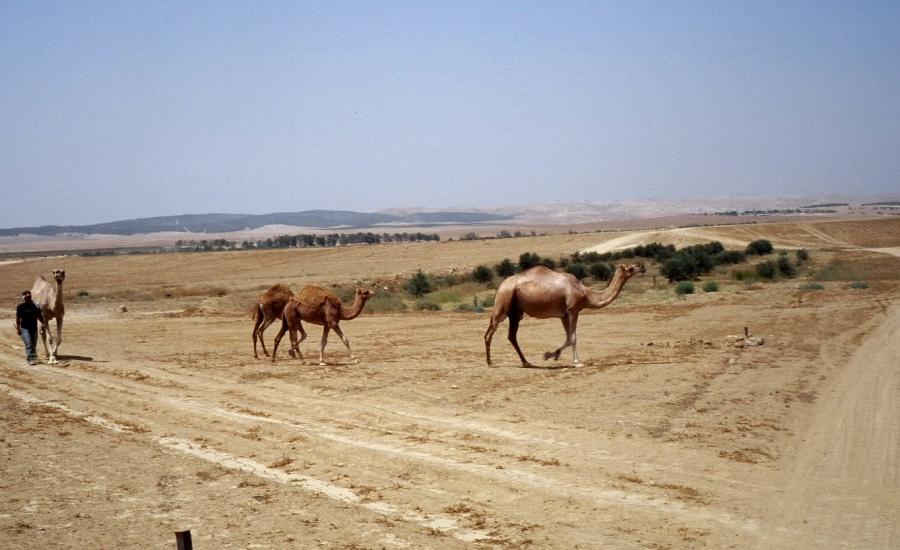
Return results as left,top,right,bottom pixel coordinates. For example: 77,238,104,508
1,217,898,549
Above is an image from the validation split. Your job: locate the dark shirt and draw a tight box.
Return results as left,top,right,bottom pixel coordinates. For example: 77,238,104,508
16,301,42,332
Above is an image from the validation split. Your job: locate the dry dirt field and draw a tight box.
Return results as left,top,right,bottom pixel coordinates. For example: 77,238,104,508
1,218,898,549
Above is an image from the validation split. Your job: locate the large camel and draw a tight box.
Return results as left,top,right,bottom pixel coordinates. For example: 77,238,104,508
271,286,375,365
252,283,295,359
31,268,66,364
484,263,644,367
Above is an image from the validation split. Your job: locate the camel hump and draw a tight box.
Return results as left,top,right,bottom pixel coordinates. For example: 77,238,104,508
262,283,294,300
298,285,342,308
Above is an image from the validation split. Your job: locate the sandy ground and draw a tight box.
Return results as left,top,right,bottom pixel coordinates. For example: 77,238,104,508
1,218,898,549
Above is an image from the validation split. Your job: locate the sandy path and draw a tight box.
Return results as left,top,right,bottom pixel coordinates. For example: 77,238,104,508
756,303,900,549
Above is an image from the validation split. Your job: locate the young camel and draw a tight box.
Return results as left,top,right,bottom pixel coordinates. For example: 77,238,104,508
31,268,66,364
485,263,644,367
252,283,295,359
271,286,375,365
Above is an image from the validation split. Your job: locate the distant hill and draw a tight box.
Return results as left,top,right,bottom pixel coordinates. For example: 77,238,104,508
0,210,512,237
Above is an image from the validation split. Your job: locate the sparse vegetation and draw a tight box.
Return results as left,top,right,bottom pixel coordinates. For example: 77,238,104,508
702,281,719,292
77,290,90,298
415,299,441,311
849,281,869,289
800,282,825,291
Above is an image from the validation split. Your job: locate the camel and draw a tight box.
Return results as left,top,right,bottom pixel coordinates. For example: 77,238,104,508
31,268,66,364
252,283,295,359
271,286,375,365
484,263,645,367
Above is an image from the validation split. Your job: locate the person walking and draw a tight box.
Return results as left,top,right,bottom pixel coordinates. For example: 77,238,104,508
15,290,43,365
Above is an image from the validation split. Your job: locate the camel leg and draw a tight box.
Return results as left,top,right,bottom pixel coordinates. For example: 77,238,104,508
39,322,50,363
331,324,357,363
507,314,534,368
291,323,307,360
544,315,573,362
257,317,276,357
252,306,264,358
569,313,583,366
318,326,331,365
51,316,63,363
484,311,507,366
270,319,289,363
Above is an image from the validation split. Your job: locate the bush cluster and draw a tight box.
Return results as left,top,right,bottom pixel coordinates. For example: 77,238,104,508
659,242,725,282
756,253,798,280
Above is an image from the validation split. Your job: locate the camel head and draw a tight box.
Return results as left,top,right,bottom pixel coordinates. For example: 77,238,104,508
619,263,645,279
52,268,66,283
356,288,376,301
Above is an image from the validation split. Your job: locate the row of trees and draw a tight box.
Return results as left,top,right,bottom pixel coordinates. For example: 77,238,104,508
468,239,788,286
248,232,440,249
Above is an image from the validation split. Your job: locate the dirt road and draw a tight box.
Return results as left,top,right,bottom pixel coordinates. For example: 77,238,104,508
2,289,897,548
756,303,899,549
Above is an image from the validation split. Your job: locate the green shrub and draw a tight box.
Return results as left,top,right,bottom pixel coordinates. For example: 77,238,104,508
849,281,869,289
796,249,809,262
675,281,695,295
539,257,557,269
404,270,431,297
77,290,90,298
565,262,589,280
480,294,495,308
776,254,796,278
756,260,777,280
746,239,774,255
733,270,757,281
518,252,541,272
702,281,719,292
589,262,612,281
495,258,516,278
661,254,698,282
471,265,493,283
800,282,824,291
715,250,746,265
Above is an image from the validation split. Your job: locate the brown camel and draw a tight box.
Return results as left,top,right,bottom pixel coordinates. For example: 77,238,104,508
484,263,645,367
31,268,66,364
271,286,375,365
252,283,295,359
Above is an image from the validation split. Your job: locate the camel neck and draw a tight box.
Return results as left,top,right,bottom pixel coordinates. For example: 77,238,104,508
586,268,628,309
339,295,367,320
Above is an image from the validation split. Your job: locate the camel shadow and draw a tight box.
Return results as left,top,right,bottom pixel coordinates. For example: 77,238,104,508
54,354,100,362
521,363,577,370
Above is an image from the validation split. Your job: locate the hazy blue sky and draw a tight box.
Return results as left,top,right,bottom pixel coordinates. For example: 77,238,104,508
2,1,898,227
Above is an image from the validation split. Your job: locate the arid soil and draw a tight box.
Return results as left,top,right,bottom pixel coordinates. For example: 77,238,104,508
1,218,898,549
